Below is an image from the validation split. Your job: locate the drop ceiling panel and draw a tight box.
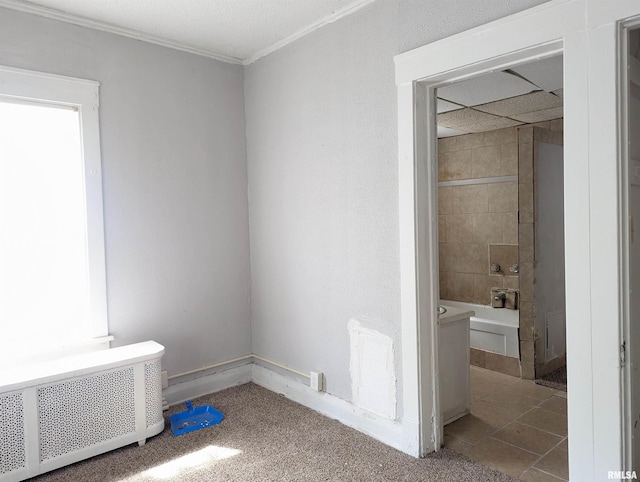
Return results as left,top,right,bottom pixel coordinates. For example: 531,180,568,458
511,55,563,92
437,99,463,114
474,91,563,116
437,126,464,138
437,72,538,107
509,106,564,123
437,108,504,129
459,118,523,134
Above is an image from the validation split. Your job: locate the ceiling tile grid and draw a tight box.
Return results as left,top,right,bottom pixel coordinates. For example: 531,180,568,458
436,56,564,137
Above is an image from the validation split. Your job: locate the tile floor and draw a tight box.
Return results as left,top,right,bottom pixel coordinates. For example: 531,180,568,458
445,365,568,481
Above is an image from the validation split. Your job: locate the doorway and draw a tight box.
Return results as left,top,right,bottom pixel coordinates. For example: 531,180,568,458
395,1,638,479
432,59,568,479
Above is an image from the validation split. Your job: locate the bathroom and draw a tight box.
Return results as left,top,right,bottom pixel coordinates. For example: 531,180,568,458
435,55,567,385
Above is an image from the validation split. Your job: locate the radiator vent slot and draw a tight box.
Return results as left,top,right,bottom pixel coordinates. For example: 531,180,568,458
0,392,26,474
38,368,136,461
145,360,163,427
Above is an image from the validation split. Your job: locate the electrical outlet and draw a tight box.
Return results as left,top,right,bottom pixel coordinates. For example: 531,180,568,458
310,371,323,391
161,371,169,389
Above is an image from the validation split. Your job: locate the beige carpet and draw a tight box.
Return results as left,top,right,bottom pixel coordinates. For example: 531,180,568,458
33,383,514,481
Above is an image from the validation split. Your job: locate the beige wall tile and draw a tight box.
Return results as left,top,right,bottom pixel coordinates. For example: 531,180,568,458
502,212,519,244
457,132,485,150
519,142,534,183
472,145,502,178
470,348,486,368
483,353,521,378
448,214,474,241
462,243,490,274
520,241,535,264
438,186,453,214
472,213,503,244
447,272,475,302
531,120,551,130
439,243,455,271
483,126,517,146
438,136,458,153
518,126,534,144
453,184,488,214
501,143,518,176
488,181,518,213
440,149,472,181
519,262,534,302
489,244,519,274
473,274,503,304
519,222,534,249
519,182,534,223
533,127,563,146
439,271,448,299
520,301,534,324
504,276,519,290
549,118,564,132
439,215,446,243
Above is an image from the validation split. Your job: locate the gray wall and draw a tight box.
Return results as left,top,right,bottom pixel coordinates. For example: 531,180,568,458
0,7,251,377
244,0,549,408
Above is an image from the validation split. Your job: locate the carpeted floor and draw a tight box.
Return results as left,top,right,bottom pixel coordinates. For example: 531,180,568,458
32,383,515,481
535,365,567,392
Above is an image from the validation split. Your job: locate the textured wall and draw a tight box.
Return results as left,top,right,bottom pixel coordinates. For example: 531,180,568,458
244,0,550,411
0,7,251,377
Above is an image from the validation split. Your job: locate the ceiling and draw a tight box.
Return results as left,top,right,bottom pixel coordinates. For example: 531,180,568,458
437,55,563,137
0,0,373,64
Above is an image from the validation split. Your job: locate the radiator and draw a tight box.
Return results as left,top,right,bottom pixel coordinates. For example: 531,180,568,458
0,341,165,482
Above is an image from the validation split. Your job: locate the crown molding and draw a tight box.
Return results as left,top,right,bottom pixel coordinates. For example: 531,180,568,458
0,0,243,65
243,0,375,65
0,0,374,66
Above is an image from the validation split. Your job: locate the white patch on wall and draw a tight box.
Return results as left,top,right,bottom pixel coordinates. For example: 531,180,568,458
348,319,396,419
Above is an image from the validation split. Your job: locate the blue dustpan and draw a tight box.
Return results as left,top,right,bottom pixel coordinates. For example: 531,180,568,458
170,400,224,436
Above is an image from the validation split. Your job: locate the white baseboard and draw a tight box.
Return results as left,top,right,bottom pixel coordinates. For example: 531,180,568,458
162,361,406,454
163,363,252,407
251,364,404,453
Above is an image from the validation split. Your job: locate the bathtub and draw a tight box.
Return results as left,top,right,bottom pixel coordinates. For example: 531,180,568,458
0,341,164,481
440,300,519,359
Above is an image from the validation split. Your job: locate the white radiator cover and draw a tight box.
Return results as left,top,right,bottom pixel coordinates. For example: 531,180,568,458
0,341,164,482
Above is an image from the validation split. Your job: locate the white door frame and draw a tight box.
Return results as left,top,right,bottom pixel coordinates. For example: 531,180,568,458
395,0,640,479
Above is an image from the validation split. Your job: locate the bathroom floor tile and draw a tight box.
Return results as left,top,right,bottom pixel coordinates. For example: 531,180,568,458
492,422,563,455
482,390,543,412
537,396,567,415
443,433,473,455
517,408,568,437
519,468,567,481
533,446,569,480
471,399,529,428
503,381,558,401
446,367,570,480
444,414,495,444
466,437,539,477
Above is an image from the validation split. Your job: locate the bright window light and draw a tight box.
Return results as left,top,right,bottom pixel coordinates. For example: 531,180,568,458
136,445,242,480
0,101,89,344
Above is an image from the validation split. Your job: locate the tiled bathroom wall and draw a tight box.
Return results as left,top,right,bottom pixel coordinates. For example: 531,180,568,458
438,127,520,305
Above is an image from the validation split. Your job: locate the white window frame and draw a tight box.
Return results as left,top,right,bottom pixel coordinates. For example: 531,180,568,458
0,65,108,344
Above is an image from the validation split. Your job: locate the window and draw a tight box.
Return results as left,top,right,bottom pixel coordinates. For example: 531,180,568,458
0,65,108,363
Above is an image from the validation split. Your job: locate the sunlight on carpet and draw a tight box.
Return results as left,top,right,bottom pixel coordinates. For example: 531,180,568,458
135,445,241,480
